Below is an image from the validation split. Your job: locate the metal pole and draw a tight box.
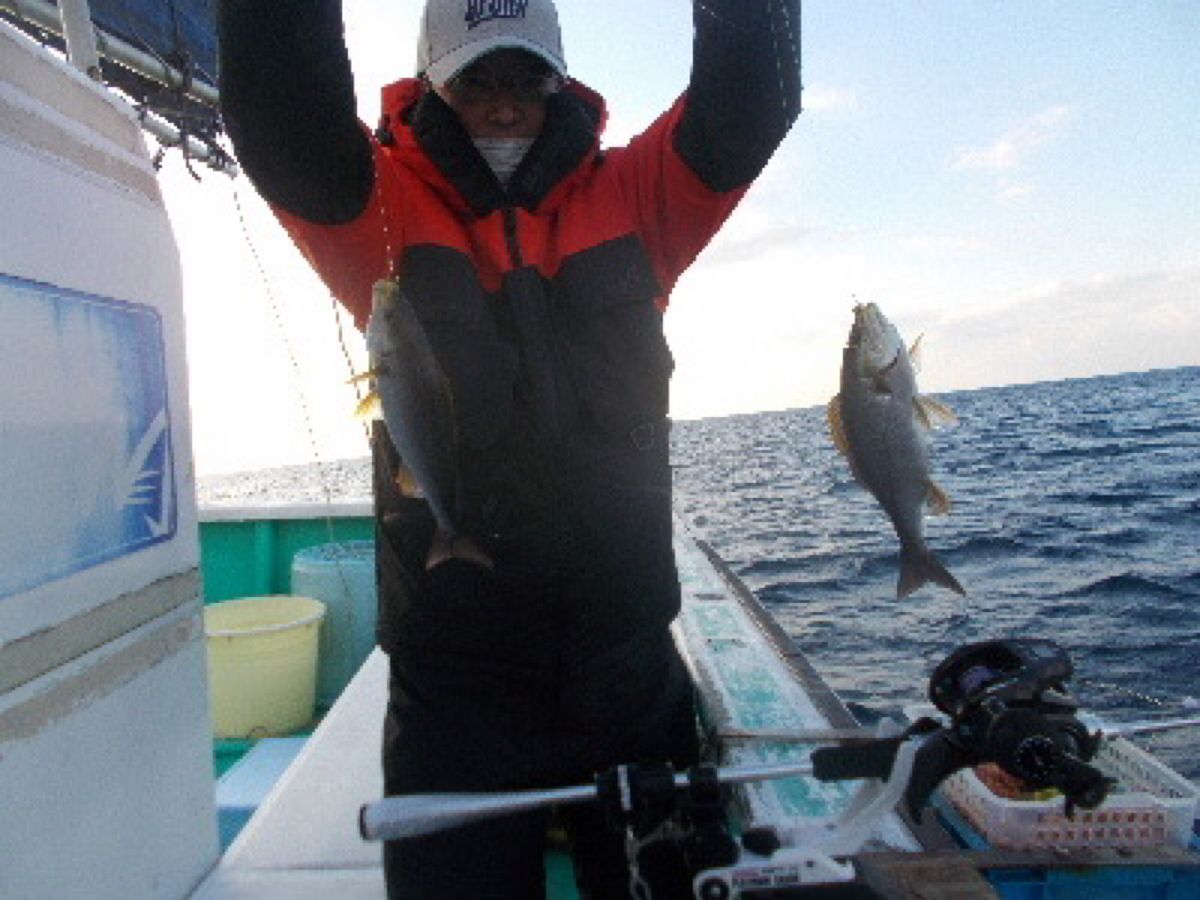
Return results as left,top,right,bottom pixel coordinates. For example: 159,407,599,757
1,0,219,107
3,0,233,173
138,109,237,176
57,0,101,79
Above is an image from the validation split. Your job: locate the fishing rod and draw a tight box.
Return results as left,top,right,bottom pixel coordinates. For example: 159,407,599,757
360,761,818,843
361,714,1200,844
360,638,1200,846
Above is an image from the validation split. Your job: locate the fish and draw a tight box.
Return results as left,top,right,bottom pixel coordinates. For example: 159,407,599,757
827,303,965,598
354,278,491,571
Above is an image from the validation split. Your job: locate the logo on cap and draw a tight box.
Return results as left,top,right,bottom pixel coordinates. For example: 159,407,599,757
465,0,529,30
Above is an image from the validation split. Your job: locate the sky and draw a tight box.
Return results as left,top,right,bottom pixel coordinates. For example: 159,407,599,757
158,1,1200,476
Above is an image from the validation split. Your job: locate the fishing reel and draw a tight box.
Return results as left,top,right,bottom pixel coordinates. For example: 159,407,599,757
585,640,1118,898
806,638,1112,819
914,638,1112,816
675,640,1116,898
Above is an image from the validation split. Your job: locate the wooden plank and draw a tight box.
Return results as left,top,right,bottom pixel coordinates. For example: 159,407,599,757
857,853,999,899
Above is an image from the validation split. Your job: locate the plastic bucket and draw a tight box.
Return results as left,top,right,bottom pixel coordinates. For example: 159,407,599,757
291,541,377,708
204,596,326,739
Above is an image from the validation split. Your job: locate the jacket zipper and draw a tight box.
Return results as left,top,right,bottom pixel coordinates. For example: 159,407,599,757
502,206,523,269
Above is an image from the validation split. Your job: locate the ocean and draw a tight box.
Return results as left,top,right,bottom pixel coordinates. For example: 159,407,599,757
199,366,1200,779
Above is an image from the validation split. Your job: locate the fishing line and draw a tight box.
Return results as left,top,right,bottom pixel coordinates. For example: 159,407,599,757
1076,677,1178,710
230,183,342,505
329,285,371,441
230,181,367,654
1072,676,1197,751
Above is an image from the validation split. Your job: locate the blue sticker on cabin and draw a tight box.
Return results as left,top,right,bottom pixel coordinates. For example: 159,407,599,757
0,274,176,598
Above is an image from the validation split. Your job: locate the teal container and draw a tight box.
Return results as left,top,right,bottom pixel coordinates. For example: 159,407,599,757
290,541,378,708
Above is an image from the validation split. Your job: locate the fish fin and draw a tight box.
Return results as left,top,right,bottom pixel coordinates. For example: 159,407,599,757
425,530,493,571
914,395,959,430
871,354,901,394
347,368,381,386
898,547,966,598
372,277,402,309
827,395,851,457
927,480,953,516
913,399,932,431
395,465,424,498
908,335,925,372
354,390,383,421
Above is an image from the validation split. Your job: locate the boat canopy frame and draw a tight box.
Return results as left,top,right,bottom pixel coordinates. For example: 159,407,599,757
0,0,232,173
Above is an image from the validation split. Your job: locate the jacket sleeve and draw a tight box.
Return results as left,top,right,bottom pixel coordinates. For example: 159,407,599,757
610,0,802,302
217,0,374,224
675,0,802,192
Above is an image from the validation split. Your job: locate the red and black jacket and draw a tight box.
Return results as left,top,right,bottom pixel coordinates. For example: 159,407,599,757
219,0,801,651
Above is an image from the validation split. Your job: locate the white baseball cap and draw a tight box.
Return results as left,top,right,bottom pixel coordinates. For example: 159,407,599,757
417,0,567,86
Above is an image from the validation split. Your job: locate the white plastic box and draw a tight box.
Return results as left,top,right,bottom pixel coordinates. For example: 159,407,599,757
942,736,1199,850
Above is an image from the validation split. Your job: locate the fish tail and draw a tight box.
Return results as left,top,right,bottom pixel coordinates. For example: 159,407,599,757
425,529,494,571
898,547,966,598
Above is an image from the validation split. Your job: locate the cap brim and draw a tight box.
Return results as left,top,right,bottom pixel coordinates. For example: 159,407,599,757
424,36,567,86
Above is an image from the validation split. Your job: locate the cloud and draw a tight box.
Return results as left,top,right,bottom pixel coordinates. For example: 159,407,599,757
802,84,858,113
703,220,828,265
919,264,1200,393
664,261,1200,422
995,180,1035,204
665,254,851,419
895,233,987,254
952,104,1073,172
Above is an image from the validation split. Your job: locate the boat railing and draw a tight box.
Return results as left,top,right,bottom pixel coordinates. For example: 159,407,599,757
0,0,232,171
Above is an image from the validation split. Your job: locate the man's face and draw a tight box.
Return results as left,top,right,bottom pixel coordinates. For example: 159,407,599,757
433,49,560,139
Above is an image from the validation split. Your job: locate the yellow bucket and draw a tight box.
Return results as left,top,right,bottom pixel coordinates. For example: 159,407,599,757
204,596,326,739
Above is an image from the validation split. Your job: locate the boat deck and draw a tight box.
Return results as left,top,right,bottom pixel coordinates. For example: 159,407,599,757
192,522,916,897
190,522,1200,898
191,649,387,898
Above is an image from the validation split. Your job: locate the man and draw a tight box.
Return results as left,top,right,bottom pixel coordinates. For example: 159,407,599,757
218,1,800,896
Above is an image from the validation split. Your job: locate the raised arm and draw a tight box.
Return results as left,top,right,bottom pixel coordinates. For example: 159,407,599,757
610,0,802,300
675,0,802,191
217,0,373,223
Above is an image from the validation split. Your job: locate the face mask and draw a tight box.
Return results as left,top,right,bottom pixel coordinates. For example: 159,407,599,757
473,137,535,187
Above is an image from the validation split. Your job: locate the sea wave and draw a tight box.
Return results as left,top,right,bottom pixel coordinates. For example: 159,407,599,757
1055,572,1184,601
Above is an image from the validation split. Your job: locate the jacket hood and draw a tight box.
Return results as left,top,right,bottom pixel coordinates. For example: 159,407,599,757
377,78,608,217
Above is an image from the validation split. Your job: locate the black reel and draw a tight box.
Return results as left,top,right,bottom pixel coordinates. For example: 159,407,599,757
812,638,1113,818
914,638,1111,816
